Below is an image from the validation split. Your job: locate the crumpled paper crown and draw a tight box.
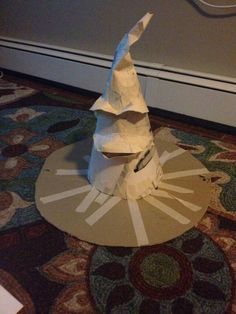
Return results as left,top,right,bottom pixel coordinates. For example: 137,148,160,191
88,12,162,199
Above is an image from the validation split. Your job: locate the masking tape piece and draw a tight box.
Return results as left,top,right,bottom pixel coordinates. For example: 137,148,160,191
56,169,88,175
75,187,100,213
86,196,121,226
152,190,201,212
163,168,208,180
159,151,169,165
95,193,110,205
40,185,91,204
159,182,193,194
128,199,149,246
160,148,185,165
151,189,172,198
169,194,201,212
144,195,190,225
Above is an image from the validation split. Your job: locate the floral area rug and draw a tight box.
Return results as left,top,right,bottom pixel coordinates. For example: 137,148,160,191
0,87,235,314
0,78,36,107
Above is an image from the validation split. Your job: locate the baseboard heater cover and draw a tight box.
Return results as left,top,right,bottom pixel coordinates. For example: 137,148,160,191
0,37,235,127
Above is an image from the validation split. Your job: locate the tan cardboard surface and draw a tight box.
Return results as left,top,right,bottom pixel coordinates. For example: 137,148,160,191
35,136,211,247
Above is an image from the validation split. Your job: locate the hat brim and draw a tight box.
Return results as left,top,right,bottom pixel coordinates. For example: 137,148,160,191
35,134,211,247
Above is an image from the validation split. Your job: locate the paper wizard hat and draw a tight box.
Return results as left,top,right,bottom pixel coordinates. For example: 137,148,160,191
36,13,211,247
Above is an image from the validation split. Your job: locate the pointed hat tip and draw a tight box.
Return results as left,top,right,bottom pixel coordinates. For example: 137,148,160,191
128,12,153,46
140,12,154,26
144,12,154,18
90,12,154,115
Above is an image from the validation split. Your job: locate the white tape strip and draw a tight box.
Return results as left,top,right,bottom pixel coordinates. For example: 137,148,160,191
0,285,23,314
75,187,100,213
151,189,172,198
95,193,110,205
174,197,201,212
128,199,149,246
159,182,193,193
163,168,208,180
86,196,121,226
159,151,169,165
160,148,185,166
83,155,90,163
144,195,190,224
152,190,201,212
40,185,91,204
56,169,88,175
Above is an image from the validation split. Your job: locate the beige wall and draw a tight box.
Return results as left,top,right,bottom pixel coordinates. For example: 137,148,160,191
0,0,235,77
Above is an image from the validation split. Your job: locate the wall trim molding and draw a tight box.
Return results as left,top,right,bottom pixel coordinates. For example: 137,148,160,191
0,37,235,127
0,36,236,92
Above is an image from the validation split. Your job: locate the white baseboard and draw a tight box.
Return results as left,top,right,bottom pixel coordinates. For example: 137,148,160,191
0,37,235,127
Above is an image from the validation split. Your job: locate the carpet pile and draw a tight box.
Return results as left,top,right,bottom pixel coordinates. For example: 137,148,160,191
0,78,235,313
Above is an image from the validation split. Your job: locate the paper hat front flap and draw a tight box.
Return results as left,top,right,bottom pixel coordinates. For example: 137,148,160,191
90,12,153,115
88,140,162,199
93,111,153,154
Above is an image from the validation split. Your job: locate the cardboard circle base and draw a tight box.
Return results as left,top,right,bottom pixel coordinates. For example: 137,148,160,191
35,136,211,247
